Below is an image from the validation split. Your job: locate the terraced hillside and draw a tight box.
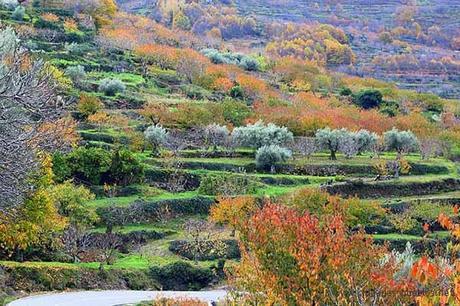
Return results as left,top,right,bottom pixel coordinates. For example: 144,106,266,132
0,0,460,304
233,0,460,98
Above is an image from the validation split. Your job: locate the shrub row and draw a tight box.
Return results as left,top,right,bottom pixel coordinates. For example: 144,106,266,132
2,265,156,292
79,131,130,145
1,261,220,292
373,237,449,254
144,169,201,191
90,185,143,197
149,261,219,291
97,196,215,224
169,239,240,261
152,160,449,177
323,178,460,199
198,173,261,196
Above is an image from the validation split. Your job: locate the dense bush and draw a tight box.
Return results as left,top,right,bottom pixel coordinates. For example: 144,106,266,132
98,78,126,96
232,121,293,149
107,147,144,186
1,264,155,292
255,145,292,171
11,5,24,20
64,147,112,185
65,65,86,86
77,94,103,118
149,262,215,290
201,49,260,71
354,89,383,109
52,147,144,185
181,84,211,100
198,173,261,196
239,56,260,71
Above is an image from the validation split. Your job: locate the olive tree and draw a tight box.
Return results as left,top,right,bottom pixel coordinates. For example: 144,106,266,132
383,128,419,156
255,145,292,172
0,28,70,212
232,121,293,150
354,129,378,154
204,124,229,151
315,128,351,160
144,124,168,156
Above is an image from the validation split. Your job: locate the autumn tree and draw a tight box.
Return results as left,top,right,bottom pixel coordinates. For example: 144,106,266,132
0,28,73,213
229,203,412,305
210,196,258,237
0,155,67,260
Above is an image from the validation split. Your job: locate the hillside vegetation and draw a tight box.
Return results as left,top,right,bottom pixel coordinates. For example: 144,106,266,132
0,0,459,305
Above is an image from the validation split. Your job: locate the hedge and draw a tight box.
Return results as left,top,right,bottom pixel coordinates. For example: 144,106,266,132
144,169,201,191
149,262,216,290
180,151,254,158
198,173,261,196
80,131,130,145
323,178,460,199
97,196,215,224
373,237,449,254
1,265,156,292
151,160,448,177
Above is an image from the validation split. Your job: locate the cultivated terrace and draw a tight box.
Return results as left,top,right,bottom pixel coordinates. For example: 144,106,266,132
0,0,459,305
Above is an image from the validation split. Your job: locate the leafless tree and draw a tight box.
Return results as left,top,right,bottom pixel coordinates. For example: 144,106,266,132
61,226,93,263
94,233,122,268
288,137,317,159
339,136,359,158
419,137,443,160
0,28,70,213
182,220,226,263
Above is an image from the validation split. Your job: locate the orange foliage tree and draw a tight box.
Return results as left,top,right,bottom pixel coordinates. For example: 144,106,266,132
228,203,413,305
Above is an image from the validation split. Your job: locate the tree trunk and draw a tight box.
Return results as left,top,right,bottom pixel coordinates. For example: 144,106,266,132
330,150,337,160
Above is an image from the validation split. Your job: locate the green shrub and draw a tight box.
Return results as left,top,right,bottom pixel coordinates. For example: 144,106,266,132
198,173,261,196
11,5,24,20
77,94,103,118
107,147,144,185
255,145,292,171
99,78,126,96
144,124,167,155
65,65,86,85
239,56,260,71
52,152,72,183
149,262,214,290
339,87,352,96
1,264,155,292
353,89,383,109
65,147,112,184
221,98,251,126
54,147,144,186
181,84,210,100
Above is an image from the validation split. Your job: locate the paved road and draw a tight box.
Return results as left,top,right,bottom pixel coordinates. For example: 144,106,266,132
8,290,228,306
